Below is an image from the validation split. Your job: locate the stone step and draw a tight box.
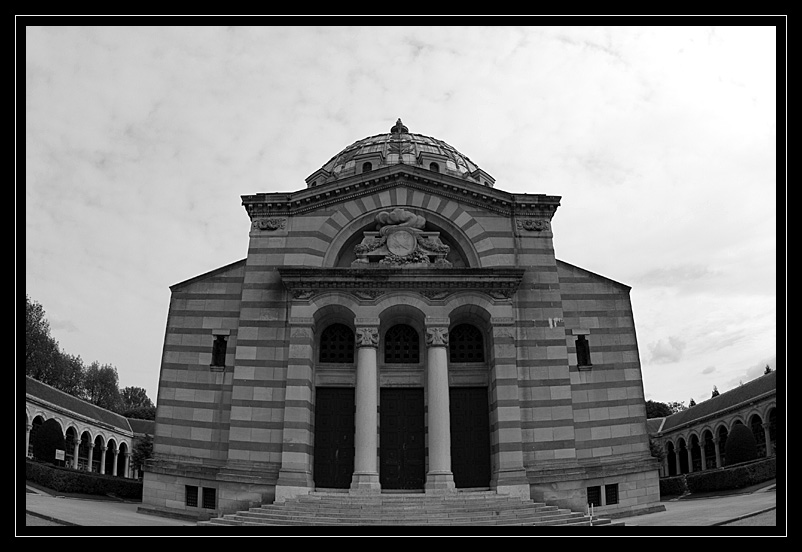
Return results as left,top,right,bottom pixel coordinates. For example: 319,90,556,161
199,491,622,527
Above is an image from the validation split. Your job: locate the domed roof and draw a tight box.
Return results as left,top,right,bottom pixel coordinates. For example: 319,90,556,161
307,119,494,187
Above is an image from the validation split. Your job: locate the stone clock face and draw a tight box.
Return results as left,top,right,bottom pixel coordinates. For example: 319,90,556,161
387,229,416,256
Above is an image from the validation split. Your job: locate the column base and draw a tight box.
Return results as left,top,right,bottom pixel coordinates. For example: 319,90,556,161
349,472,381,494
425,471,456,494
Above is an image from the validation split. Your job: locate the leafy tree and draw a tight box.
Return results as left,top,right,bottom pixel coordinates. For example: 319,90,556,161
689,398,696,407
82,362,122,412
25,295,60,384
122,405,156,420
724,423,759,465
711,386,720,398
32,418,66,465
667,401,687,414
52,352,85,396
649,438,666,462
646,400,672,418
131,434,153,475
120,386,154,411
764,364,772,374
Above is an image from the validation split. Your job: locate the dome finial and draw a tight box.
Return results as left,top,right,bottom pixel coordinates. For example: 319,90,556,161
390,118,408,134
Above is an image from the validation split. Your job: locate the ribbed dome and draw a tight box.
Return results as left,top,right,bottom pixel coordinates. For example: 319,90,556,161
306,119,494,188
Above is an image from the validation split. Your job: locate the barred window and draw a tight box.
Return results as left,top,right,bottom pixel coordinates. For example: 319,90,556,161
384,324,419,364
319,324,355,363
605,484,619,505
449,324,485,363
186,485,198,507
587,485,601,507
202,487,217,509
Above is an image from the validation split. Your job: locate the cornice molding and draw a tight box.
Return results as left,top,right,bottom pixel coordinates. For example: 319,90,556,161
242,165,560,220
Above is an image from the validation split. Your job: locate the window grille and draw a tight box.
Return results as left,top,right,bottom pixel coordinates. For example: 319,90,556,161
186,485,198,507
319,324,355,363
384,324,419,364
605,484,619,505
587,486,601,507
449,324,485,362
202,487,217,509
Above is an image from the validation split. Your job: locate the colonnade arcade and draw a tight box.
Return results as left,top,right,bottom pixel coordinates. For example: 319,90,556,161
25,408,134,479
273,287,529,500
660,405,777,477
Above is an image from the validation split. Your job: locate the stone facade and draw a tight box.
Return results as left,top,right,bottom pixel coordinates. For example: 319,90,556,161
143,120,661,519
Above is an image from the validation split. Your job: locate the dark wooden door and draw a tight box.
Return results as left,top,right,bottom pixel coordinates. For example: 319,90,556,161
450,387,491,488
380,388,425,490
314,387,355,489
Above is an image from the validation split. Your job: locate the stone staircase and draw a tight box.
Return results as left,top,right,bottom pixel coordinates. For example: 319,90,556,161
199,490,624,527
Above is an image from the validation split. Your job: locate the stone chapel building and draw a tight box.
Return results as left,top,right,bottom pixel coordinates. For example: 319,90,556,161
142,119,662,519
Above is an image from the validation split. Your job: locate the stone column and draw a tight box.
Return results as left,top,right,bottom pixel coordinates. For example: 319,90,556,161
112,448,119,476
685,446,693,473
700,441,707,471
72,439,81,469
713,438,721,469
26,423,31,458
123,451,131,478
424,323,455,493
87,442,94,472
99,446,107,475
762,423,773,456
350,323,381,494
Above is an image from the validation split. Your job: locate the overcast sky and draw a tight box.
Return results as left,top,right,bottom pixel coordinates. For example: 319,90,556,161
24,25,779,406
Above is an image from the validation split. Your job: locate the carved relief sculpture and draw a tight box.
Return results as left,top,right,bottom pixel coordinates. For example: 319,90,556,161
351,208,452,268
425,327,449,347
355,327,379,348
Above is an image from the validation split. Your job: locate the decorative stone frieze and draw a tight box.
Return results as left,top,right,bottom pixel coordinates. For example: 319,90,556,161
252,217,287,231
515,219,550,232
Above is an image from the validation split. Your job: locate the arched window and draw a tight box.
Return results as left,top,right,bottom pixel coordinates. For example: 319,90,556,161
362,162,372,173
319,324,355,363
449,324,485,362
384,324,419,364
429,162,440,173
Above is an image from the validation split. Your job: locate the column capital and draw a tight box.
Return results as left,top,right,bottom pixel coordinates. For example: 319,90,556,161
425,326,449,348
355,326,379,348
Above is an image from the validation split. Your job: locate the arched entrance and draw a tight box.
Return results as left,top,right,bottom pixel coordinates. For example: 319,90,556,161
379,322,425,490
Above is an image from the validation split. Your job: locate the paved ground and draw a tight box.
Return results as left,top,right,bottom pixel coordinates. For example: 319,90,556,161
19,479,782,534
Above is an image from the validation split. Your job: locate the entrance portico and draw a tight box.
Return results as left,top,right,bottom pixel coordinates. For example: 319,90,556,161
273,276,527,500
